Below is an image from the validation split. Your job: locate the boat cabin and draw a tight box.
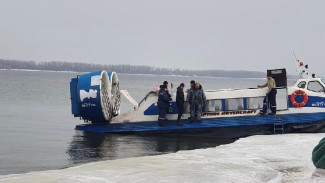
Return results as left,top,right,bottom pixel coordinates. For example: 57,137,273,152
293,78,325,93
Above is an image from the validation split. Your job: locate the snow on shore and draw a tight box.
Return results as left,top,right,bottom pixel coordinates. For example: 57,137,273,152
1,133,324,183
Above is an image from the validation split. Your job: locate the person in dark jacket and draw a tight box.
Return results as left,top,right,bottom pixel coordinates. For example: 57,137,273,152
187,82,206,122
162,81,172,97
158,85,172,126
176,83,185,126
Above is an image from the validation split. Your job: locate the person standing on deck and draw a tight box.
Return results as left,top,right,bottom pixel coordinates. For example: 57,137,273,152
258,74,277,115
176,83,185,126
162,81,171,97
157,85,172,126
186,80,195,119
186,80,196,93
187,82,206,122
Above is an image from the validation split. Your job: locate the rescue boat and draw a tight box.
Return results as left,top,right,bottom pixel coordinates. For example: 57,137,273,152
70,58,325,135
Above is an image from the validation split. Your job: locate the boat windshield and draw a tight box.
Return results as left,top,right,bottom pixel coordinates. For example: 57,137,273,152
138,91,157,106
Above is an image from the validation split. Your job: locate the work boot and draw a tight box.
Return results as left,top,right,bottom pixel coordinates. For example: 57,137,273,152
176,121,184,126
258,110,266,115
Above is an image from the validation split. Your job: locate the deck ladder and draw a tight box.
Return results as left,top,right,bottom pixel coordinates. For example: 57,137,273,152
273,116,284,134
265,97,285,134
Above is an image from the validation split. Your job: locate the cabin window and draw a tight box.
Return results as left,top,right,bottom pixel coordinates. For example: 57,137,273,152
246,97,264,109
225,98,244,111
307,81,325,92
205,100,222,112
297,81,306,89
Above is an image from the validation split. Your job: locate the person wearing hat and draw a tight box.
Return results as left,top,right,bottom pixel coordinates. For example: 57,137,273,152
187,82,206,122
258,74,277,115
162,81,171,97
157,85,172,126
176,83,185,126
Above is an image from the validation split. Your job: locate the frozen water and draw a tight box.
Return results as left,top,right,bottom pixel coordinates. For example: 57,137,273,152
1,133,324,183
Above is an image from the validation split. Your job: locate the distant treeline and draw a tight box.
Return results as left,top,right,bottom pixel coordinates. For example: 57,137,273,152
0,59,275,78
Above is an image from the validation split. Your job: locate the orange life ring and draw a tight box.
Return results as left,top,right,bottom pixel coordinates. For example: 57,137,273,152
290,90,308,107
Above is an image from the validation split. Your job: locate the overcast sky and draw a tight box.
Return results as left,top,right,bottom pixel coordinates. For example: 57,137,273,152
0,0,324,74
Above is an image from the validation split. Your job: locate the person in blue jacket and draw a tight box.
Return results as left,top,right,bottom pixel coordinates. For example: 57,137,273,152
162,80,171,97
158,85,172,126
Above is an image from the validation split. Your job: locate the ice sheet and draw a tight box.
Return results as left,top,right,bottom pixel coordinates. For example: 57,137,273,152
1,133,325,183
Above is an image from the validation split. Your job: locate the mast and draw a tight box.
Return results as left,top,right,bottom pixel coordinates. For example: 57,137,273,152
292,50,312,79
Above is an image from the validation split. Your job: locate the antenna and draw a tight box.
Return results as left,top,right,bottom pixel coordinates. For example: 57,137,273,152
292,50,301,77
292,50,300,72
293,50,298,62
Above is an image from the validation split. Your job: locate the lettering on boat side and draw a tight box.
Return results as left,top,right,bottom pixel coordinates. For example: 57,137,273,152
202,110,257,117
81,103,97,107
312,102,325,107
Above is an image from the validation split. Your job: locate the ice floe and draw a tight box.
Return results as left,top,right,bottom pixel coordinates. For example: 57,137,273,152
1,133,325,183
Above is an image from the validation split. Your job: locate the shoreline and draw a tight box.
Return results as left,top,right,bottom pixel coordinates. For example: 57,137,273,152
0,68,299,80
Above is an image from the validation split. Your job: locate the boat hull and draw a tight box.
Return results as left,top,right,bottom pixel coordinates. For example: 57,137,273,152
76,112,325,135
